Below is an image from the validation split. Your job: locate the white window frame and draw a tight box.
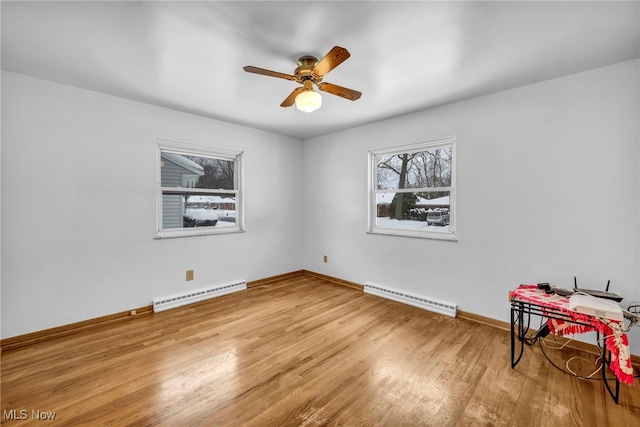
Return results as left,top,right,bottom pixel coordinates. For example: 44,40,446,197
156,138,244,239
368,136,457,241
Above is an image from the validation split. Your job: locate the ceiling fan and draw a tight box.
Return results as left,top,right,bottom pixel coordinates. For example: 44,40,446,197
243,46,362,113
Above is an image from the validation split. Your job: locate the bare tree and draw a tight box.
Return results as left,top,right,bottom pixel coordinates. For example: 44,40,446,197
377,153,419,219
411,148,451,198
188,157,234,190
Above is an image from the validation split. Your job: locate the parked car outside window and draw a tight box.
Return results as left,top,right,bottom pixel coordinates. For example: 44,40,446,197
426,208,450,226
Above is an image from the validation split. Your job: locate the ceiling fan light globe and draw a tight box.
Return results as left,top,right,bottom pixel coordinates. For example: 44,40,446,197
295,90,322,113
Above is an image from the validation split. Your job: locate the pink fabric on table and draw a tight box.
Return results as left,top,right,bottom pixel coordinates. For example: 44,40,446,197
510,284,634,385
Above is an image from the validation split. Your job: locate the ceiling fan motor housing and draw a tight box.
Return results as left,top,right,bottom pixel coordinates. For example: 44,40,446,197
295,56,321,82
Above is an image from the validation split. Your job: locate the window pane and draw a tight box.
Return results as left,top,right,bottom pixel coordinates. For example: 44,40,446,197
376,147,451,190
161,152,234,190
162,193,237,230
375,191,451,232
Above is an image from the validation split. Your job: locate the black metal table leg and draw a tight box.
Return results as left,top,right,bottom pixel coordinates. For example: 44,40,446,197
511,302,525,368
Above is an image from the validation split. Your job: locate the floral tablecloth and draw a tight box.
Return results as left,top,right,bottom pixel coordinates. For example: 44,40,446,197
510,284,633,384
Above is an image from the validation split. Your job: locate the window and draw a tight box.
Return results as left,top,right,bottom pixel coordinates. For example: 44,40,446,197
157,139,244,238
368,137,456,240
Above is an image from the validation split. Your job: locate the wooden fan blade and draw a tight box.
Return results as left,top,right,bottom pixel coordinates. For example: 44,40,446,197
317,82,361,101
243,66,296,81
280,87,305,107
312,46,350,77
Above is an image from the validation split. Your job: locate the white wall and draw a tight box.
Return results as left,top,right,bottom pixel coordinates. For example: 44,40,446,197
302,60,640,354
1,71,303,338
2,60,639,356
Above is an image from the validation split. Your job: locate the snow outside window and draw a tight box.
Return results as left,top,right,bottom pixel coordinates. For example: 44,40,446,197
368,137,456,241
157,140,244,238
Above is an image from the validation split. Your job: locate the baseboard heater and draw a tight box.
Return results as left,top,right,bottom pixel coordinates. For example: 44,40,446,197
153,280,247,312
364,282,457,318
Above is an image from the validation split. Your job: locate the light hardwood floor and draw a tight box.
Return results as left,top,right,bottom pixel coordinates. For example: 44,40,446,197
1,275,639,426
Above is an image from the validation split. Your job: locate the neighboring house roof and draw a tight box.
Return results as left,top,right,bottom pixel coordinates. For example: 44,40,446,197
415,195,449,207
188,195,235,204
376,193,449,206
376,193,395,205
161,152,204,176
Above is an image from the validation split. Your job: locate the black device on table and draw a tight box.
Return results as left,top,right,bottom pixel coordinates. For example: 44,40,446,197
537,277,623,302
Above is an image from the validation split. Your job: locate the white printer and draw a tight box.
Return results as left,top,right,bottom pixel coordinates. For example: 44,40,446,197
568,293,623,321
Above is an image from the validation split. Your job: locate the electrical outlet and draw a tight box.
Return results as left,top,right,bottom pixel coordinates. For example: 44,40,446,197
323,255,328,263
186,270,194,281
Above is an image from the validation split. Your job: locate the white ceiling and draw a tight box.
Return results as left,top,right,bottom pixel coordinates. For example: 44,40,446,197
2,1,639,140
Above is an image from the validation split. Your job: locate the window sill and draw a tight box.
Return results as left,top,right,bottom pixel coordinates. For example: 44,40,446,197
368,227,457,241
155,227,245,239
